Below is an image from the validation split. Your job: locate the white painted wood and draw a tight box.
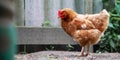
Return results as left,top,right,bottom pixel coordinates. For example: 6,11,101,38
61,0,75,10
23,0,102,27
44,0,61,27
25,0,44,27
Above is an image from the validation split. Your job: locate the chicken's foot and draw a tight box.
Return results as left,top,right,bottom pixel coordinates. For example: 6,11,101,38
79,47,85,56
74,46,85,57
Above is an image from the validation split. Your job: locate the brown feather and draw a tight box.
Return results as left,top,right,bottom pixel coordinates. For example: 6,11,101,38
58,8,109,47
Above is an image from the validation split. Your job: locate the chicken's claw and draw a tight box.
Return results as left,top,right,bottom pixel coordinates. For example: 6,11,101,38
75,53,86,57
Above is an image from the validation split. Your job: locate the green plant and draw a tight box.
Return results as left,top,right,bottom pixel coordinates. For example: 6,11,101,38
42,20,52,28
97,0,120,53
66,44,74,51
45,45,55,51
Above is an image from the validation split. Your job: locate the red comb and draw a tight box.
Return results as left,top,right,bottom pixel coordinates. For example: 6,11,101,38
58,10,64,18
58,10,61,14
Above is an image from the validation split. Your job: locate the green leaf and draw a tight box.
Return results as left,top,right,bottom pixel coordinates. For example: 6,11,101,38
42,20,52,28
67,44,74,49
110,14,120,17
110,40,115,49
118,35,120,40
102,0,109,3
109,23,115,28
112,17,120,21
96,0,120,52
105,32,110,36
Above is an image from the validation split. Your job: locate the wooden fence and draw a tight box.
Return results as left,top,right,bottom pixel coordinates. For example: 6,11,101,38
15,0,103,27
17,27,76,45
14,0,103,52
17,27,94,52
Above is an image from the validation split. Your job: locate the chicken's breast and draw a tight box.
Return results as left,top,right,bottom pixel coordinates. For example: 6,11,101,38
73,29,102,46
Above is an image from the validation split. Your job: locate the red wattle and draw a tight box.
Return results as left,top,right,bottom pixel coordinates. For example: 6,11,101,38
58,10,61,14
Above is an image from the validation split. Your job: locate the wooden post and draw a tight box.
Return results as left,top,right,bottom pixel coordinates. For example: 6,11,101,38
93,0,103,13
85,0,93,52
44,0,61,27
85,0,93,14
14,0,25,26
25,0,44,27
61,0,75,9
75,0,85,14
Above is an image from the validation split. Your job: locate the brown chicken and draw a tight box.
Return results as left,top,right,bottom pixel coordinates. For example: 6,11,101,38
58,8,109,56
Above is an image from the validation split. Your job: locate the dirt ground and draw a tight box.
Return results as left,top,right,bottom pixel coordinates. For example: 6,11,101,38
15,51,120,60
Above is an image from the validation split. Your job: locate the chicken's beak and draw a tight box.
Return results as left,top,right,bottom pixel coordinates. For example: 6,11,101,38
57,14,60,19
58,10,61,13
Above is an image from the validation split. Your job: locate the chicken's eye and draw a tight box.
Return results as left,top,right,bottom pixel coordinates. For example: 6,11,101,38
62,11,67,16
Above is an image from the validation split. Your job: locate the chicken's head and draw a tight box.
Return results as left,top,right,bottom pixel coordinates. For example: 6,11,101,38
58,10,67,19
58,8,77,21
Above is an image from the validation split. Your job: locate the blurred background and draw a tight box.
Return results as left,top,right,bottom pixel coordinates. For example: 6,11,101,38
14,0,103,27
13,0,120,54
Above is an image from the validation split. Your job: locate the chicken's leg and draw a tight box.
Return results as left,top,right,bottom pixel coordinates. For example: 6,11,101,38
85,45,90,56
86,45,96,59
80,47,85,56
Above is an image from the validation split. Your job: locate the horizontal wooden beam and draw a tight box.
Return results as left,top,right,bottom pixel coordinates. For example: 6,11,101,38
17,27,77,45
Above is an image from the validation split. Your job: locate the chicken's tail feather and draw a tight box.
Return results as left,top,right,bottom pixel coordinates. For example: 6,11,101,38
102,9,110,17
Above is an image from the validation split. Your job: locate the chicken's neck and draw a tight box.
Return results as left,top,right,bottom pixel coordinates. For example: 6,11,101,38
61,13,77,36
61,20,76,37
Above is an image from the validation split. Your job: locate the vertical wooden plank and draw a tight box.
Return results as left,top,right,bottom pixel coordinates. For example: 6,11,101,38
25,0,44,27
44,0,61,27
85,0,93,52
52,0,61,27
14,0,25,26
25,0,33,26
75,0,85,14
103,0,115,11
61,0,75,10
85,0,93,14
93,0,103,13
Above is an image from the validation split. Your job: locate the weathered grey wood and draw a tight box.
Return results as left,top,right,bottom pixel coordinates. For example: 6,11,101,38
17,27,93,52
75,0,85,14
61,0,75,10
14,0,25,26
17,27,77,44
84,0,93,52
25,0,44,27
44,0,61,27
22,0,103,27
50,0,61,27
93,0,103,13
85,0,93,14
